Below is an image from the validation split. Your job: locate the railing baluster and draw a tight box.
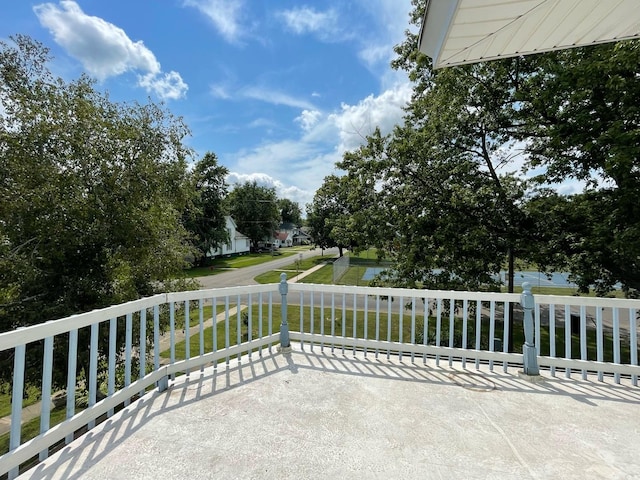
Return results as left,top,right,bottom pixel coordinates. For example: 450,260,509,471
331,293,336,353
613,307,620,384
450,298,456,367
411,297,416,363
310,291,315,352
489,301,495,371
185,300,191,374
342,294,346,355
268,292,273,353
435,299,442,367
248,294,253,358
386,295,392,360
235,293,241,355
39,335,54,461
502,300,509,373
596,306,604,382
300,291,304,351
630,308,638,387
375,295,380,359
549,304,556,377
125,313,132,405
352,293,357,356
212,297,218,365
475,300,481,370
258,293,263,356
9,342,26,479
580,305,587,380
320,292,325,352
199,299,205,369
88,322,99,428
170,302,176,380
424,297,429,365
108,317,116,416
399,296,404,361
65,328,78,444
363,294,368,357
534,302,541,356
153,306,160,372
225,296,230,364
564,305,571,378
139,309,146,394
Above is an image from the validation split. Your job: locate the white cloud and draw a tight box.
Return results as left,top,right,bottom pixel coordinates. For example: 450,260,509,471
278,7,341,40
210,83,231,99
226,171,310,207
328,82,412,152
223,83,412,208
355,0,414,75
34,1,187,100
138,71,188,101
248,118,276,129
209,82,318,111
295,109,322,132
243,86,316,110
183,0,245,44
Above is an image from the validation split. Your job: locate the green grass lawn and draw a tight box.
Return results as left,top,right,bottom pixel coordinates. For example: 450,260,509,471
0,385,41,419
254,255,334,284
0,405,72,456
298,264,334,284
181,304,231,327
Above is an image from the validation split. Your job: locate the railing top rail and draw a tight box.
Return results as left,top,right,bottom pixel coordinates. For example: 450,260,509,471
0,294,167,352
166,283,278,302
534,293,640,309
290,283,522,302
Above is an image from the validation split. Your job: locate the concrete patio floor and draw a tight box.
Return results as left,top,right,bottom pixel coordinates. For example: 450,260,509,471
19,345,640,479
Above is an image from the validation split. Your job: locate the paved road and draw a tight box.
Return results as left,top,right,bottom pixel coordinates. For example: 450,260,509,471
196,247,339,289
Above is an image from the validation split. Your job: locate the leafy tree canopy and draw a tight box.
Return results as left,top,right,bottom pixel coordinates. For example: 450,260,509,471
277,198,302,226
227,181,279,247
328,0,640,297
0,35,196,328
183,152,229,265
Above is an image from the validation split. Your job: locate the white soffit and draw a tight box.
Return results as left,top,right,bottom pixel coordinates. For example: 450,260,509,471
418,0,640,68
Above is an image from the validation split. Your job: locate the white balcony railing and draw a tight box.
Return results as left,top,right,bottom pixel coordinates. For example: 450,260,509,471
1,276,639,478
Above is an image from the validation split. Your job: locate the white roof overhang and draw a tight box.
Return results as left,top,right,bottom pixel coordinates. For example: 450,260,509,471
418,0,640,68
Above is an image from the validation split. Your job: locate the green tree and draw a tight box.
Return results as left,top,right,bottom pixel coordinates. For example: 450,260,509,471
306,176,348,256
227,181,279,248
306,173,376,257
0,35,196,385
183,152,229,265
515,41,640,294
277,198,302,226
379,3,537,295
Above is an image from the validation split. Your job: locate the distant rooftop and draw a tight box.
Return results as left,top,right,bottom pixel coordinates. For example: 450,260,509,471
23,345,640,479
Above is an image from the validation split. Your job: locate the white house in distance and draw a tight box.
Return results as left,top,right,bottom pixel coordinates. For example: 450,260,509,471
207,216,250,258
274,222,312,247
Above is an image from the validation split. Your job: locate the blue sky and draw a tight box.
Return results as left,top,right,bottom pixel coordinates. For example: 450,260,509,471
1,0,415,210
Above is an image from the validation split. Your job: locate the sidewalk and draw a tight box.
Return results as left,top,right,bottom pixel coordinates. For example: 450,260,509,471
280,261,327,283
0,260,331,437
